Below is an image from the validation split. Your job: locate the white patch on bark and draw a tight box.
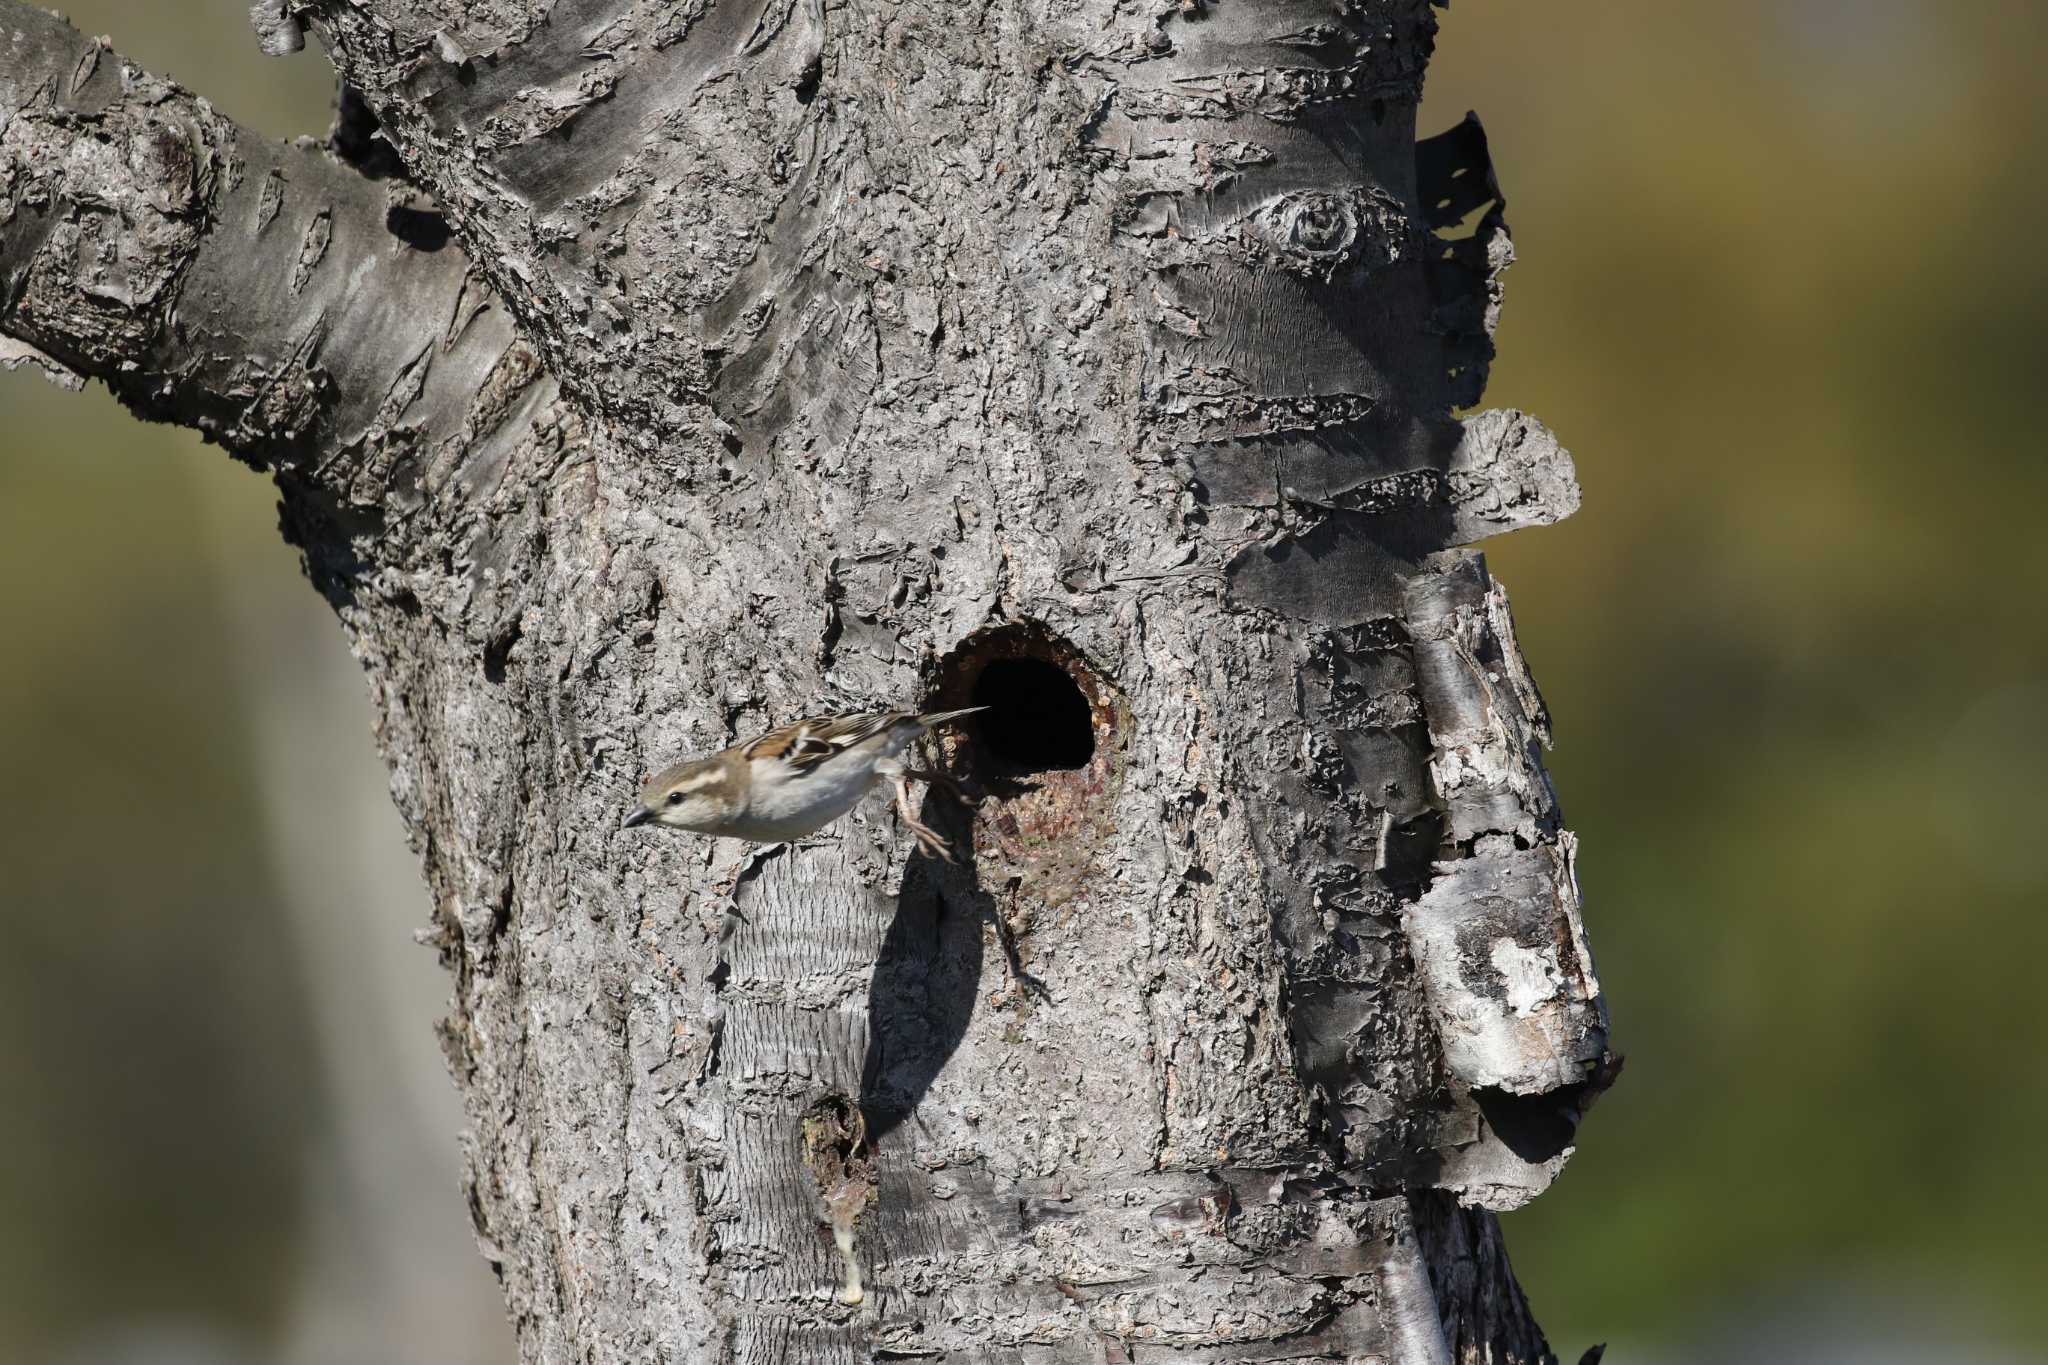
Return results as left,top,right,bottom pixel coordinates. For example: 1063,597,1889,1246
829,1217,862,1305
1405,841,1608,1097
1491,937,1564,1016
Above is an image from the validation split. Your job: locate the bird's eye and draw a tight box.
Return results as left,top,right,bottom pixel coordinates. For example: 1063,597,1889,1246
666,791,685,806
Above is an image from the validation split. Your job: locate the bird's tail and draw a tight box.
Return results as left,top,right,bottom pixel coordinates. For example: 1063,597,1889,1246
916,706,988,729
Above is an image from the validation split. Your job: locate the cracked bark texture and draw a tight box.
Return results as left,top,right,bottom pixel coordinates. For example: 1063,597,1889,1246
0,0,1613,1360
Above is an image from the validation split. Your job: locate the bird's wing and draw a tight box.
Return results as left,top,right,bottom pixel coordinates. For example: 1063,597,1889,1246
741,711,916,773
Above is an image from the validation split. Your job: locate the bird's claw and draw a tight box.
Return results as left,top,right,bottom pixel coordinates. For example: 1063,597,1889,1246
907,818,958,863
893,773,963,862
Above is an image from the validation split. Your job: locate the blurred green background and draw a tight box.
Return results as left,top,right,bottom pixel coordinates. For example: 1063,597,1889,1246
1,2,2041,1362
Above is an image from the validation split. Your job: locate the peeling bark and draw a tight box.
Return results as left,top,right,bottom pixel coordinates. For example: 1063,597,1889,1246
2,0,1613,1361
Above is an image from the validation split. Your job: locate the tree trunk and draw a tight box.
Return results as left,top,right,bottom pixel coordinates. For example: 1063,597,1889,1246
0,0,1612,1360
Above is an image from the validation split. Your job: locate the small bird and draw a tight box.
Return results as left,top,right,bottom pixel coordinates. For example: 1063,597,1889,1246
622,707,985,860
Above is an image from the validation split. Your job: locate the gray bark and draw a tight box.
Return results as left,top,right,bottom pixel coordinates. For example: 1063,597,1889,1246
0,0,1613,1361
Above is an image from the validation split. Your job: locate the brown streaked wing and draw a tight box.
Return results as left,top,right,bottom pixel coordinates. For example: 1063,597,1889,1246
740,711,913,772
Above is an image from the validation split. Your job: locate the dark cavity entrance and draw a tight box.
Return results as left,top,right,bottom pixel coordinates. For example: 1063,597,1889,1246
971,656,1094,771
930,622,1119,894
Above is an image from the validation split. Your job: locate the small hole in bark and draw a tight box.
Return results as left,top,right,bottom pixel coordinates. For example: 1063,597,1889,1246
972,657,1093,771
482,620,521,683
386,204,452,251
332,85,406,180
801,1094,875,1305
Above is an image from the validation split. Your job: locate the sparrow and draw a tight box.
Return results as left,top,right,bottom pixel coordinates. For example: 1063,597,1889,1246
622,707,985,860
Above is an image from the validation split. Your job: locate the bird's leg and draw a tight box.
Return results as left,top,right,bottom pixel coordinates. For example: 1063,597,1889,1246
901,766,970,805
891,772,957,863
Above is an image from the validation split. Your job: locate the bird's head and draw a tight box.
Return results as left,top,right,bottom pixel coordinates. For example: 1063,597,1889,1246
623,757,735,833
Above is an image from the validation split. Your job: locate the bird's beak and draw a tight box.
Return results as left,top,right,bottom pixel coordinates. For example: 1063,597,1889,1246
622,805,655,830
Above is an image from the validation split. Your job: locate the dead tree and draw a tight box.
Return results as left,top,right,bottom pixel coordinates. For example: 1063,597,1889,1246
0,0,1612,1360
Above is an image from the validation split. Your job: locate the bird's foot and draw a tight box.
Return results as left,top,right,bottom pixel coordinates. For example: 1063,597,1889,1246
893,776,962,862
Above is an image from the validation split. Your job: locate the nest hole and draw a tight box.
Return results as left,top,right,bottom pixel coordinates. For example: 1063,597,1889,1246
934,622,1111,787
971,656,1094,772
931,623,1120,895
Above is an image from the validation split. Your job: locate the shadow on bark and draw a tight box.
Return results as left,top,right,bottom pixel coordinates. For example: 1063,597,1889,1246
858,838,989,1146
1472,1084,1587,1164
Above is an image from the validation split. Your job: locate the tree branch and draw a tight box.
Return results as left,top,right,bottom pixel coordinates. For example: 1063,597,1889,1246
0,1,544,514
